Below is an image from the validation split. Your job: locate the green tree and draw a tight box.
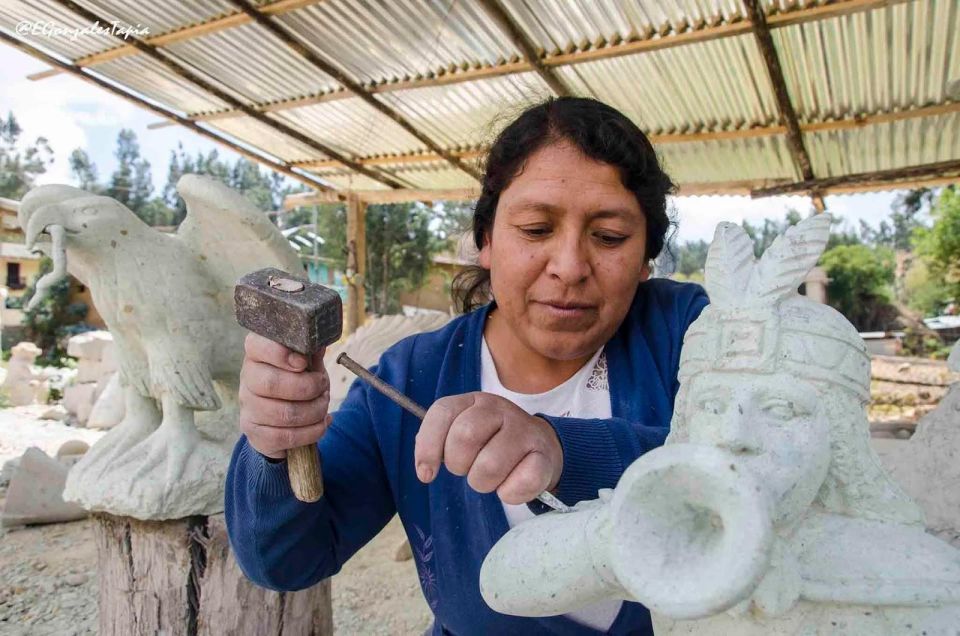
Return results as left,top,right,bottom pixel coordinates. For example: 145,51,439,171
364,202,439,315
819,244,896,331
677,239,709,277
0,112,53,199
912,186,960,308
162,145,304,225
68,148,101,193
903,258,952,316
21,257,90,363
742,210,802,257
106,129,155,219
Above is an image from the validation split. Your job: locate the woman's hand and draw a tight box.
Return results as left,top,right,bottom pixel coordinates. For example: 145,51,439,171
414,392,564,504
238,332,333,460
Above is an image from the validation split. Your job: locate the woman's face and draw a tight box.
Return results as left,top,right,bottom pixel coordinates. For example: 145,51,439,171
478,141,650,362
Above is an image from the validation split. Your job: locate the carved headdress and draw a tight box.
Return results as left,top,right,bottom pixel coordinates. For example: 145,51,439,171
679,215,870,403
671,214,922,525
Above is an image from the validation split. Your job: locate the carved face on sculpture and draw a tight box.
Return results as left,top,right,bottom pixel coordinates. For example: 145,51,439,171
685,371,831,527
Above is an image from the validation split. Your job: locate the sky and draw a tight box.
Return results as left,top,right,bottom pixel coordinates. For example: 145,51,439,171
0,43,903,244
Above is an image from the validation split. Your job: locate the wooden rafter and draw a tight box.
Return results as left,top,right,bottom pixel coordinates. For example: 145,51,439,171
743,0,817,197
226,0,482,182
283,180,798,209
750,160,960,198
0,29,334,193
51,0,402,190
476,0,570,97
287,102,960,171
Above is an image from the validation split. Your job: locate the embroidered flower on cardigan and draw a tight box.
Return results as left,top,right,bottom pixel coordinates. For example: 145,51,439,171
412,524,439,609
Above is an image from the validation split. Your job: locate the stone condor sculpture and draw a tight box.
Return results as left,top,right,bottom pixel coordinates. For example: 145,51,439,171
18,175,304,520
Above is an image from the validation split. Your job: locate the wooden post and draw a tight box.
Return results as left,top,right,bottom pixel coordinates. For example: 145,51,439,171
94,513,332,635
345,193,367,335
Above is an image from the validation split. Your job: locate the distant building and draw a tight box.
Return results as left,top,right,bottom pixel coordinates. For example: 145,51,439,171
0,198,106,347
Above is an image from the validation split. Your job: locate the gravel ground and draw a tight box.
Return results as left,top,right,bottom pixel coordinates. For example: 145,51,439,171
0,515,431,635
0,406,432,635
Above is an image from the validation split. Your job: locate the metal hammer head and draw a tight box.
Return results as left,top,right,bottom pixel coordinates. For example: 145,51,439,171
235,267,343,356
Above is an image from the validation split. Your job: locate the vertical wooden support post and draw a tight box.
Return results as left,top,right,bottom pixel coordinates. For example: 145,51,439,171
94,513,332,635
345,193,367,335
811,192,827,213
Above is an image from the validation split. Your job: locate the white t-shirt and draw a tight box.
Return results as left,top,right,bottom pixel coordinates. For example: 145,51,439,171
480,337,622,631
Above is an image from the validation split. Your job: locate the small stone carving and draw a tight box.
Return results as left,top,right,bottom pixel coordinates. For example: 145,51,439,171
18,175,304,520
876,341,960,547
480,215,960,634
1,447,88,527
2,341,48,406
61,331,117,426
85,372,125,430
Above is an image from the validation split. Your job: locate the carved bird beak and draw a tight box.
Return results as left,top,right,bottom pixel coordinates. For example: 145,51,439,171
18,184,89,236
24,202,73,252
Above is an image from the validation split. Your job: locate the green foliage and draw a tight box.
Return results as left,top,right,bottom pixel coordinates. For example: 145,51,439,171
0,111,53,199
364,203,442,315
741,209,803,257
903,258,952,317
912,186,960,307
819,244,896,331
106,129,155,218
69,148,101,193
676,240,709,277
163,145,305,224
21,257,91,364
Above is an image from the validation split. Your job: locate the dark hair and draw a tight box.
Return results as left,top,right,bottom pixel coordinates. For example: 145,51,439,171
451,97,676,313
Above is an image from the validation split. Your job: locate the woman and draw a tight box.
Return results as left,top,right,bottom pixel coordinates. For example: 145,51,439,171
226,97,708,635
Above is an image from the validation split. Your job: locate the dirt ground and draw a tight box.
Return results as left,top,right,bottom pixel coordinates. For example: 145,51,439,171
0,513,432,635
0,406,431,635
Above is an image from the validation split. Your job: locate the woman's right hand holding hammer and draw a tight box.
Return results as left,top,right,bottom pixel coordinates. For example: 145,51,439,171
239,332,333,460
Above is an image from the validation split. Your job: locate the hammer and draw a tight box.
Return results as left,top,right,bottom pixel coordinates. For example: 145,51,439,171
236,268,571,512
235,267,343,503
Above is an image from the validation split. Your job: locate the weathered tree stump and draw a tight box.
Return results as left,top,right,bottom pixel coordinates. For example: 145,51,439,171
93,513,332,635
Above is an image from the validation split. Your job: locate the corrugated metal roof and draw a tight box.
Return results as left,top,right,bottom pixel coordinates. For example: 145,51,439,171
2,0,957,196
275,0,521,86
776,0,960,120
209,116,329,162
805,111,960,176
376,72,554,148
659,135,800,184
0,0,117,59
557,35,779,134
274,98,428,157
165,23,341,105
96,54,231,114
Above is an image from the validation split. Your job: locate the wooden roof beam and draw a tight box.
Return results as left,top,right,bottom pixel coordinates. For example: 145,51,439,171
287,102,960,170
0,30,334,193
52,0,402,190
283,179,797,209
476,0,571,97
743,0,821,204
226,0,482,183
750,160,960,197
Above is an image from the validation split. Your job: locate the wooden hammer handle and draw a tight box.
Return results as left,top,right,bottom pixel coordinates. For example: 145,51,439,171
287,358,324,502
288,444,323,502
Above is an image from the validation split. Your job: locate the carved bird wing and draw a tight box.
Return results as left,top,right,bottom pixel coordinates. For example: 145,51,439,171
174,174,305,295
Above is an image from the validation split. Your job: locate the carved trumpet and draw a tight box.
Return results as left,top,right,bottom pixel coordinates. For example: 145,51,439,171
479,445,774,620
